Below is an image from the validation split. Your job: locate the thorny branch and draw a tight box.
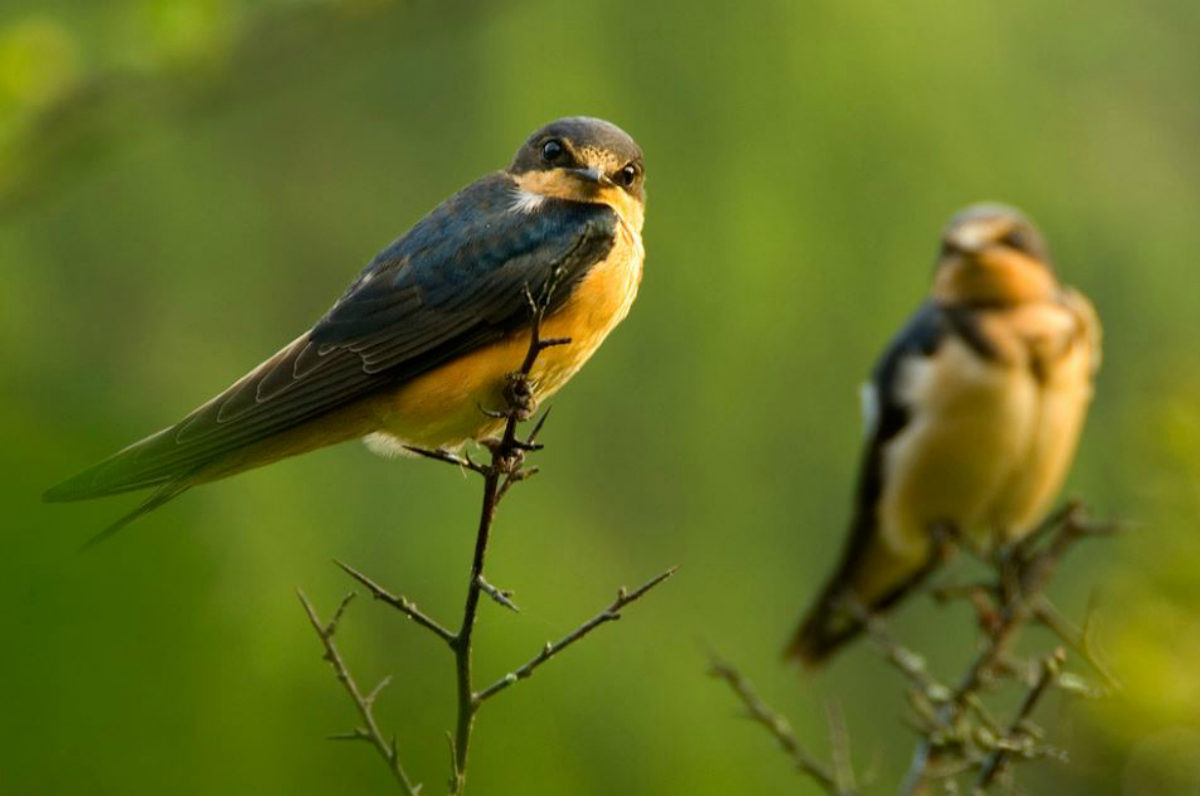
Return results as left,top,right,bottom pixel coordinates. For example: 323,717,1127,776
476,567,678,703
900,501,1116,793
710,501,1116,794
297,591,421,796
708,656,843,794
301,269,675,795
975,649,1065,789
335,560,457,645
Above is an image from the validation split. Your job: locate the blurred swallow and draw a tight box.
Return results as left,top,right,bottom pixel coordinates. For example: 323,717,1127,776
46,117,647,544
787,204,1101,667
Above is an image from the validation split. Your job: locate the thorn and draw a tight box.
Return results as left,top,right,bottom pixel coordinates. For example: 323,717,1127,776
507,466,540,484
478,403,508,419
444,730,459,781
323,592,355,635
477,576,520,612
366,675,392,706
328,728,370,742
526,406,554,444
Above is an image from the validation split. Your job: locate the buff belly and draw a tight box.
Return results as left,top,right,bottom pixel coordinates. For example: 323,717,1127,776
365,235,643,453
878,333,1092,566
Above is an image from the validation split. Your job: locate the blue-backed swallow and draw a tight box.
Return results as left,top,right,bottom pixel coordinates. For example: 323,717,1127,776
45,117,646,543
787,204,1101,667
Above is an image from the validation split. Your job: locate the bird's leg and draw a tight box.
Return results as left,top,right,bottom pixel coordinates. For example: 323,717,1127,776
927,520,961,561
502,371,538,422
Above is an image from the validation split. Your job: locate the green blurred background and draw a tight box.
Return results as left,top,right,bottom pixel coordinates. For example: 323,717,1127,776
3,1,1199,793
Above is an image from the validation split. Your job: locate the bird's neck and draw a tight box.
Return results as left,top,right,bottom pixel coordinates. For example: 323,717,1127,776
510,171,644,237
932,251,1058,307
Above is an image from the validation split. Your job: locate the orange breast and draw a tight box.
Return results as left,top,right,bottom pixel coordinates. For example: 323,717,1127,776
367,228,643,450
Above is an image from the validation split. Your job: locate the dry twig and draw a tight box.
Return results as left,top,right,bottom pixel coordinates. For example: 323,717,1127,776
475,567,677,703
708,656,846,794
975,648,1065,789
297,591,421,795
710,502,1115,794
899,502,1114,793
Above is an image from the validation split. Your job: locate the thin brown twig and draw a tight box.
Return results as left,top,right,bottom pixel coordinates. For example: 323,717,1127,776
857,609,955,738
445,271,573,794
475,567,678,703
856,604,945,697
402,446,489,475
975,648,1065,789
1033,595,1119,691
335,559,456,645
475,575,520,613
826,700,857,795
900,503,1111,793
708,656,846,794
297,590,422,796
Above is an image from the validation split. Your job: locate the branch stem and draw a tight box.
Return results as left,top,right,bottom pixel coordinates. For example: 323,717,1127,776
900,503,1105,793
709,656,847,794
476,567,677,703
975,649,1064,788
449,464,501,794
298,590,421,796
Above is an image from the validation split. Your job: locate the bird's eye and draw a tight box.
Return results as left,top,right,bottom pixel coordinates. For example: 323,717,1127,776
1001,228,1031,253
617,164,638,188
541,139,565,163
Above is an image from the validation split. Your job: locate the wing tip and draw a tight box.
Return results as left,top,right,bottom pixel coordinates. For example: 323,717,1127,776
43,460,154,503
43,424,187,503
43,470,102,503
782,620,842,672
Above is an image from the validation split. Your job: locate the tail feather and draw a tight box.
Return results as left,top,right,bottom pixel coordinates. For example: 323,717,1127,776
786,534,943,668
785,583,866,668
43,426,181,503
79,477,195,550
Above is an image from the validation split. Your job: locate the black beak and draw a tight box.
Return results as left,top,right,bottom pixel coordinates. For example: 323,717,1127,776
942,221,996,257
569,166,612,186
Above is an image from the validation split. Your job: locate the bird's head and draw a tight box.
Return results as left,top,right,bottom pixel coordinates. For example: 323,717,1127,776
508,117,645,232
932,203,1058,306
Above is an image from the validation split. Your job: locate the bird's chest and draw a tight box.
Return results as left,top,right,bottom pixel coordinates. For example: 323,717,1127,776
973,304,1082,382
900,303,1089,447
371,229,643,450
531,230,644,393
892,337,1040,487
881,302,1092,553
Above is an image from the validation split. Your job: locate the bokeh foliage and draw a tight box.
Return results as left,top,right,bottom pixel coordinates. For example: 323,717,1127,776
2,0,1199,793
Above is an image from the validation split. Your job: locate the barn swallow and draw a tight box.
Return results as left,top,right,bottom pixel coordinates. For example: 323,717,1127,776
787,204,1101,667
46,117,646,543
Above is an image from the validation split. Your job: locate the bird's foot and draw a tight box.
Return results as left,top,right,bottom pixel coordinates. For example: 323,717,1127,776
502,372,538,421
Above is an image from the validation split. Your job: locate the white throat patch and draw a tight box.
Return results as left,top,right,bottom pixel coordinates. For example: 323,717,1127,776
511,188,546,214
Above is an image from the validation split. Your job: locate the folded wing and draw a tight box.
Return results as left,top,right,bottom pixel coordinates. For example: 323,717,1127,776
46,176,617,502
